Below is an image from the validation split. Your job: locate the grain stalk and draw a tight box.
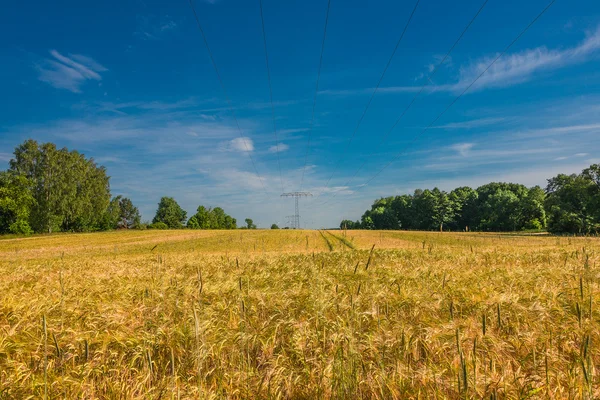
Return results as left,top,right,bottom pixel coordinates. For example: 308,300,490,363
42,314,48,400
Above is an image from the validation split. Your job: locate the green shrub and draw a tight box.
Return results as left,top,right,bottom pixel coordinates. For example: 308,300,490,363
523,218,543,231
9,220,33,235
149,222,168,230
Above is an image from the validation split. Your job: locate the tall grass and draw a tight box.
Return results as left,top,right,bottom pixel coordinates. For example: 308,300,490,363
0,229,598,398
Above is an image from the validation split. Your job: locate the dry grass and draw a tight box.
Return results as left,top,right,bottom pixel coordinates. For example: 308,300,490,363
0,229,599,399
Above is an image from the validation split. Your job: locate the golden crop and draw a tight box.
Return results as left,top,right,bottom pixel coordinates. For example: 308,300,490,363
0,230,598,399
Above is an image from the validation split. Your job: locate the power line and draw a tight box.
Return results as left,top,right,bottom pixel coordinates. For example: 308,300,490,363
321,0,421,188
259,0,285,194
299,0,332,191
319,0,556,208
315,0,489,204
187,0,268,195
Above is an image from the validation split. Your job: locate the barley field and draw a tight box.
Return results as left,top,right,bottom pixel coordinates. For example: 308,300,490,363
0,230,599,399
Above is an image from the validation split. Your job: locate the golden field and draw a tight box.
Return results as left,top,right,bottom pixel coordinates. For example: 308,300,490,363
0,230,599,399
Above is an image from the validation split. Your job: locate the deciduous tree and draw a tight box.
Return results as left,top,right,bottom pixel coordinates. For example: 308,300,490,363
153,197,186,229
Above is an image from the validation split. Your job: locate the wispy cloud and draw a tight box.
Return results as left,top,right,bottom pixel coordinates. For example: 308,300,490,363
433,117,506,130
135,15,178,40
456,26,600,92
513,123,600,139
311,185,354,196
415,54,453,81
318,86,421,96
74,98,302,118
268,143,289,153
321,27,600,97
35,50,107,93
554,153,591,161
159,20,177,32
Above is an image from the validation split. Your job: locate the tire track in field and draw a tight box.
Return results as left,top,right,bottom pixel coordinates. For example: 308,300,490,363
318,230,334,251
325,230,356,250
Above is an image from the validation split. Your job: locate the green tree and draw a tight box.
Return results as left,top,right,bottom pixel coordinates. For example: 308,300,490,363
412,189,437,230
100,197,121,230
583,164,600,222
372,206,399,230
153,197,187,229
187,205,211,229
245,218,256,229
449,187,478,231
187,205,237,229
520,186,546,230
431,188,455,232
340,220,359,229
545,171,598,234
390,195,414,229
475,183,528,231
271,223,280,229
9,139,110,233
101,196,141,230
0,171,35,234
117,197,141,229
582,164,600,188
359,197,399,230
361,214,375,230
478,189,519,231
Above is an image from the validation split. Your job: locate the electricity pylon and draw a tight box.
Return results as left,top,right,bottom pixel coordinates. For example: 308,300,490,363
281,192,312,229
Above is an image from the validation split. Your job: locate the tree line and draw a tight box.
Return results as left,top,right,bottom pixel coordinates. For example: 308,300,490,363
150,197,256,230
341,164,600,234
0,140,255,234
3,140,597,235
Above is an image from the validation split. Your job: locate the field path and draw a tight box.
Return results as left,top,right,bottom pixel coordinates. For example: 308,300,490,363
324,230,356,250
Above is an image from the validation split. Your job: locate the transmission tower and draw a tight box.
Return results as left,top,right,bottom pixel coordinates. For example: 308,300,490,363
281,192,312,229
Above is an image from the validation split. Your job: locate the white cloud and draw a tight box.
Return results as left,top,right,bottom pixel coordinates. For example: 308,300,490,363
575,152,589,157
450,143,474,157
268,143,289,153
212,168,266,190
223,137,254,153
36,50,107,93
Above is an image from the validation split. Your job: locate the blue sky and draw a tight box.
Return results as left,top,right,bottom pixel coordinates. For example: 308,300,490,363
1,0,599,228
